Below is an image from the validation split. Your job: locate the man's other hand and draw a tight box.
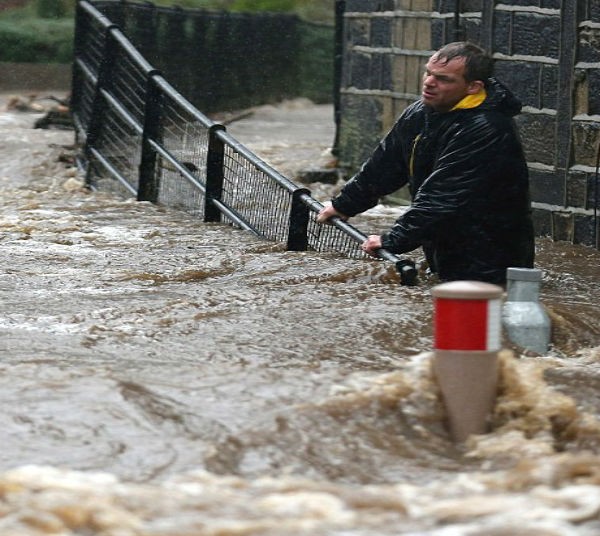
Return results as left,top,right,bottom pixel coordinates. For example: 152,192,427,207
316,203,348,224
361,235,382,257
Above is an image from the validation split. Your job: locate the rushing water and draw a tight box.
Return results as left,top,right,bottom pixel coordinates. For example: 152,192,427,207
1,96,600,535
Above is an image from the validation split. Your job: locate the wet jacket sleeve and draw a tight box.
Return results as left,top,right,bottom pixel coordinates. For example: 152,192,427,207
381,114,509,254
331,117,411,217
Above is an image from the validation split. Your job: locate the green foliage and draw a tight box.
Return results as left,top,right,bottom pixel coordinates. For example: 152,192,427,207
0,17,74,63
229,0,296,12
152,0,334,23
35,0,68,18
297,22,334,103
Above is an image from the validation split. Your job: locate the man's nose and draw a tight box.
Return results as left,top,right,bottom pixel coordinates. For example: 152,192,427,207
423,74,436,86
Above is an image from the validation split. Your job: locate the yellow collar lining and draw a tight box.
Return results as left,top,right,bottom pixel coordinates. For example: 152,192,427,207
450,88,487,111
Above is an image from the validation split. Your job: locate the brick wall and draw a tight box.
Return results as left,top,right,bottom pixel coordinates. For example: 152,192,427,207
336,0,600,248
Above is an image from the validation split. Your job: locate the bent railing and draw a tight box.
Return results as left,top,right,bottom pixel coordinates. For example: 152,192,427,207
71,0,417,285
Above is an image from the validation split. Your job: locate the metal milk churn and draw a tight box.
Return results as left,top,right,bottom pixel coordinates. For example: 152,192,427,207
502,267,551,355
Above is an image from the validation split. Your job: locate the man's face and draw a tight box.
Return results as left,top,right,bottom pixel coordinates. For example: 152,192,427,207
421,54,476,112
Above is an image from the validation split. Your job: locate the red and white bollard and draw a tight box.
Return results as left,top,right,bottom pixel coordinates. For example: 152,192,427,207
431,281,504,443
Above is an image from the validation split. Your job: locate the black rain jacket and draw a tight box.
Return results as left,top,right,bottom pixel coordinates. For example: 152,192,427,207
332,78,535,284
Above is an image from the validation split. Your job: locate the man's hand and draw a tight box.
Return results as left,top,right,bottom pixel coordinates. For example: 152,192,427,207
316,203,348,224
361,235,382,257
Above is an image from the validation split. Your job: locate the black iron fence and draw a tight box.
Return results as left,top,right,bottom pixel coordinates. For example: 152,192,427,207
84,0,333,112
71,0,417,285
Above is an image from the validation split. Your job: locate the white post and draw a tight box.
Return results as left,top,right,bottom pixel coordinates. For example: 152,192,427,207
431,281,503,443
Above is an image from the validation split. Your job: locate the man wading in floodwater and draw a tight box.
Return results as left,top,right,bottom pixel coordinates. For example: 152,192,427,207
317,41,534,284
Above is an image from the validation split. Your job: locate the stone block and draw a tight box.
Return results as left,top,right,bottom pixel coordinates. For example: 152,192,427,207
541,65,559,111
370,54,384,89
578,25,600,64
411,0,432,10
350,0,393,11
392,55,407,93
435,0,453,11
529,168,565,206
573,214,598,247
347,18,370,47
381,54,393,89
414,17,432,50
551,211,574,242
382,96,396,132
492,12,511,55
509,0,544,5
462,16,481,44
541,0,561,8
345,0,375,12
572,121,600,168
338,94,384,172
516,113,556,166
512,12,560,59
589,70,600,115
371,16,392,47
461,0,484,10
587,173,600,211
431,18,445,49
405,54,424,94
396,18,415,48
395,0,412,9
349,51,372,89
494,61,542,109
574,69,589,116
566,170,587,209
370,53,393,90
532,208,552,238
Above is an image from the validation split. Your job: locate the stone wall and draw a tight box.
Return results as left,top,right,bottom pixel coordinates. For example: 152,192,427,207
336,0,600,248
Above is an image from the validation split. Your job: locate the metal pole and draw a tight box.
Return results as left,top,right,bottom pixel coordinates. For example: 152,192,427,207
138,73,163,202
204,124,226,223
332,0,345,156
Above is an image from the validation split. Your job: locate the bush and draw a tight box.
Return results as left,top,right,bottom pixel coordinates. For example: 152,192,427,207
35,0,69,18
230,0,296,12
0,18,74,63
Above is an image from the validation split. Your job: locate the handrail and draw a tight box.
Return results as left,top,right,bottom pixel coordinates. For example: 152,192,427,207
300,194,418,285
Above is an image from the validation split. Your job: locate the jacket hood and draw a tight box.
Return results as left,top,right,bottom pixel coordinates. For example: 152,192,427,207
480,77,523,117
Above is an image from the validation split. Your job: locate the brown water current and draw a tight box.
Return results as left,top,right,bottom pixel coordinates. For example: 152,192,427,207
1,96,600,534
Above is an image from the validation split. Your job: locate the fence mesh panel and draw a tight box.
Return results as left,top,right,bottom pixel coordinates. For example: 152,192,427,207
86,42,148,193
155,91,212,218
306,213,367,259
219,132,294,242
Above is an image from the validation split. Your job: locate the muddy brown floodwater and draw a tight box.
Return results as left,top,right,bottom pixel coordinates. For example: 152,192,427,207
1,94,600,535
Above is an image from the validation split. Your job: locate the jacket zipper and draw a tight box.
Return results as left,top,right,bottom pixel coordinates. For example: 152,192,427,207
409,133,421,178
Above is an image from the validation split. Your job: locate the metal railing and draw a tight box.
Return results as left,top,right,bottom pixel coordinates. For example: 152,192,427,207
71,0,417,285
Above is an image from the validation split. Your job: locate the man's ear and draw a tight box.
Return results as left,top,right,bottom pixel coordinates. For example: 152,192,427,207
467,80,484,95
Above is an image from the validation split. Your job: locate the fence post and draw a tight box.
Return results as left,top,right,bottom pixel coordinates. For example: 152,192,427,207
287,189,311,251
205,124,226,222
84,25,119,188
138,73,163,202
71,1,86,146
332,0,345,157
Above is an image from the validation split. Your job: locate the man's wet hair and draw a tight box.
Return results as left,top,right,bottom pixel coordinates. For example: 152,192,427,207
433,41,494,82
